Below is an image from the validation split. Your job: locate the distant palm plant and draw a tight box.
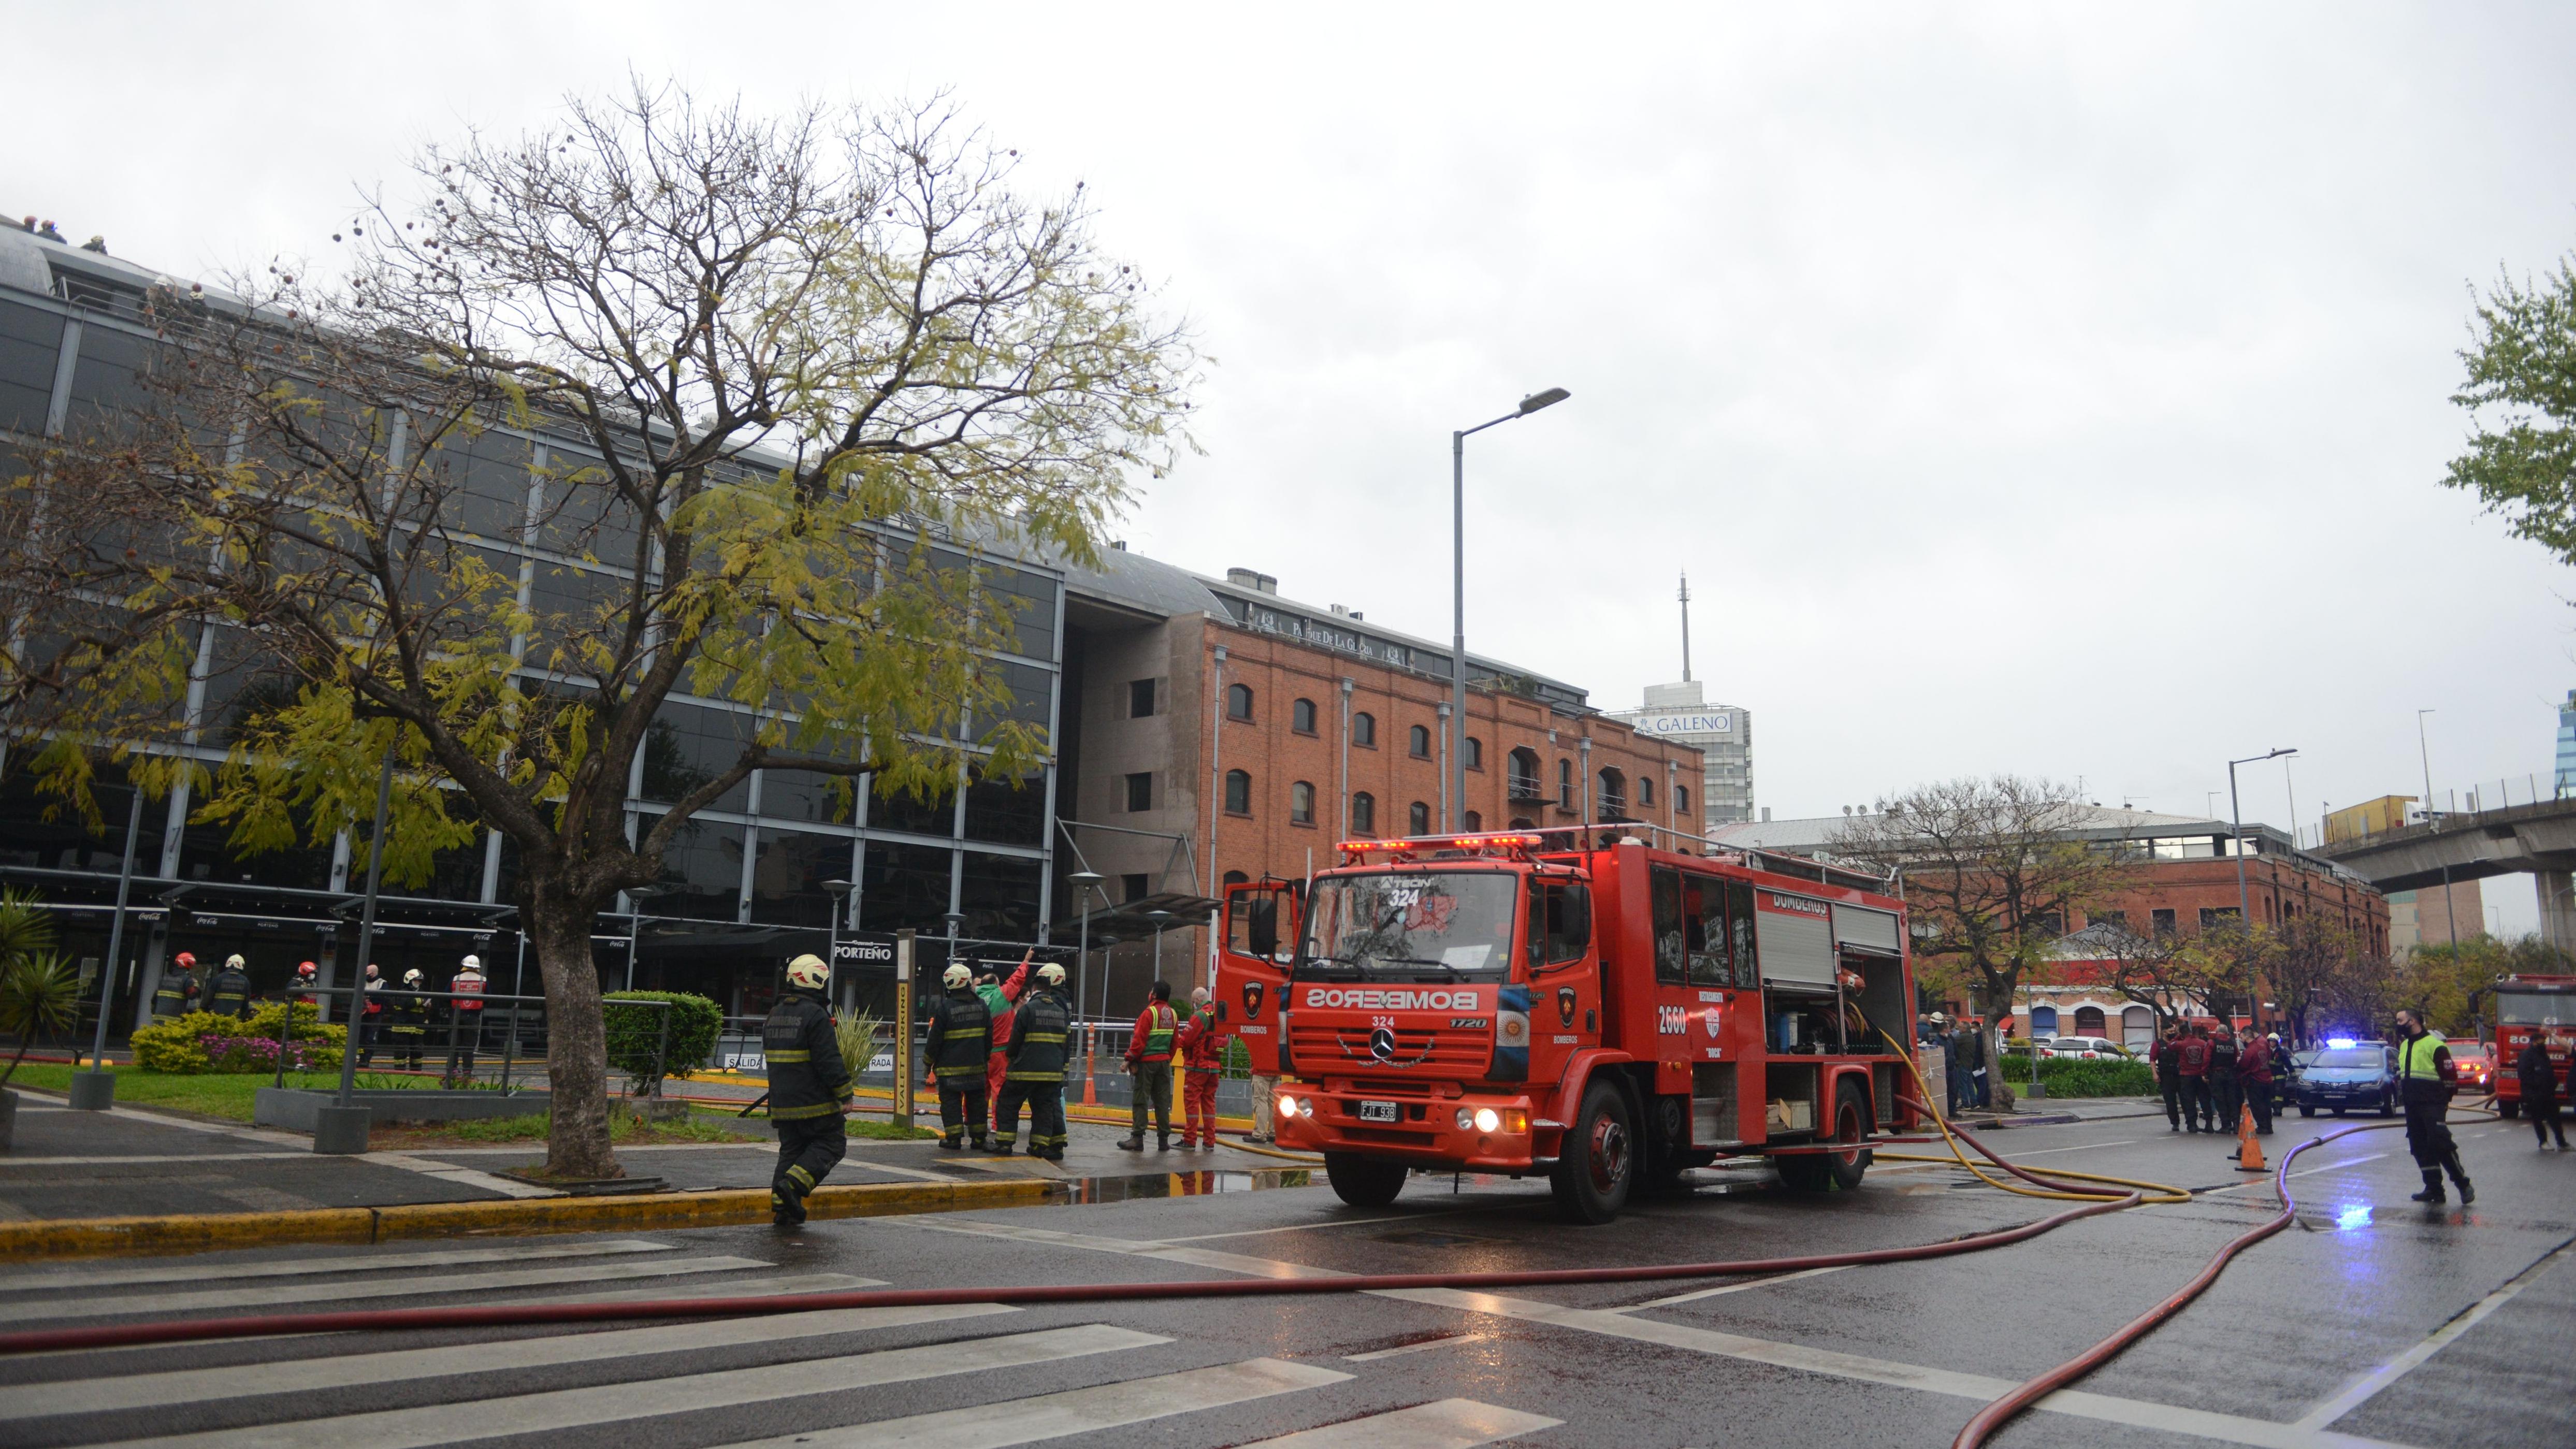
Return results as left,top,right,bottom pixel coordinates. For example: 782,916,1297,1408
0,889,76,1088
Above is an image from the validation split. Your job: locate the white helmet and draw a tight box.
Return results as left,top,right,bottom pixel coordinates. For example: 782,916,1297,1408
1036,962,1066,987
460,954,482,971
403,968,424,985
786,953,829,990
225,954,246,970
942,964,972,989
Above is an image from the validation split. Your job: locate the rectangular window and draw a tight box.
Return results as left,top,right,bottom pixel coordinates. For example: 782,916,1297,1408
1651,867,1687,986
1128,678,1156,718
0,298,64,434
1122,872,1149,903
1125,771,1154,813
748,827,848,927
963,769,1046,847
2199,906,2241,928
2151,908,2177,935
1683,874,1735,987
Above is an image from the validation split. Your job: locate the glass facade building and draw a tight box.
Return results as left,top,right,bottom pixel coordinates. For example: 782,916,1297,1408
0,226,1066,1027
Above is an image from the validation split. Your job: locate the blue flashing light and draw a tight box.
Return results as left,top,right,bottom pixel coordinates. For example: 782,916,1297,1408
2326,1037,2357,1049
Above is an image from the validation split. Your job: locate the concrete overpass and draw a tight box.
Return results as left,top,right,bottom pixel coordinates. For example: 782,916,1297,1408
2315,797,2576,949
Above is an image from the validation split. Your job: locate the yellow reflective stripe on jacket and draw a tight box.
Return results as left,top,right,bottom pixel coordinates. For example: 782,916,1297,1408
768,1050,813,1062
1020,1032,1067,1045
2398,1036,2447,1080
1144,1004,1178,1052
769,1100,844,1120
941,1029,987,1040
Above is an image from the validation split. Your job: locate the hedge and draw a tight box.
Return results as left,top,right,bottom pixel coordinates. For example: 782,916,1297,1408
130,1005,345,1074
602,991,722,1094
1995,1053,2154,1098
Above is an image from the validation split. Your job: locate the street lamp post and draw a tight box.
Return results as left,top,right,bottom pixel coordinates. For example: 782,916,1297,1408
2226,748,2297,924
1449,387,1570,831
820,879,856,1012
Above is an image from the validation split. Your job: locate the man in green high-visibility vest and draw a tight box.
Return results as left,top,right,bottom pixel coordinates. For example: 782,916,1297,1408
2394,1009,2473,1206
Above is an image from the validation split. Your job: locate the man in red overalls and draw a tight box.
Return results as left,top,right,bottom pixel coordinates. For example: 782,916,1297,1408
979,953,1031,1136
1175,985,1227,1151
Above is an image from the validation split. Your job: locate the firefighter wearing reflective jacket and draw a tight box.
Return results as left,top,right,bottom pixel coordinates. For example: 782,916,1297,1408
1118,982,1181,1152
1176,986,1226,1151
2396,1009,2474,1207
925,964,993,1150
763,953,851,1227
205,955,254,1020
996,963,1073,1162
386,970,431,1069
442,954,487,1086
151,952,200,1022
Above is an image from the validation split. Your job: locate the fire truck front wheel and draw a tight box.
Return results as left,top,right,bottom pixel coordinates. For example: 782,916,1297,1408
1324,1153,1410,1208
1550,1079,1635,1224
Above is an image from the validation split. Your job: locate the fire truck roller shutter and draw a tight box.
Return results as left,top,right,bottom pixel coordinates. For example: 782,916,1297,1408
1753,893,1836,986
1831,905,1900,955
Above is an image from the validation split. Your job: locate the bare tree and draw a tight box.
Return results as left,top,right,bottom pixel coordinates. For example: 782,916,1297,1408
1836,777,2131,1084
3,82,1195,1178
2089,923,2215,1032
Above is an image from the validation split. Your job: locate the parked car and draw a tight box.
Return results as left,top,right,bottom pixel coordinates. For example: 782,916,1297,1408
2040,1035,2133,1061
2447,1040,2495,1094
2292,1042,2399,1118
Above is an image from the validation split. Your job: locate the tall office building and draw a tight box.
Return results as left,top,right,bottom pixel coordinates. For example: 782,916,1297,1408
1608,574,1754,829
2557,689,2576,799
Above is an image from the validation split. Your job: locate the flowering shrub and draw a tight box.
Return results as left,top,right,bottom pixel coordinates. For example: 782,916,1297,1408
129,1005,344,1073
197,1034,332,1072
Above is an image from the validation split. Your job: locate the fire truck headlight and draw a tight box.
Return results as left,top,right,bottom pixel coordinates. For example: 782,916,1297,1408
1276,1094,1300,1120
1455,1107,1474,1130
1296,1097,1314,1118
1473,1107,1502,1133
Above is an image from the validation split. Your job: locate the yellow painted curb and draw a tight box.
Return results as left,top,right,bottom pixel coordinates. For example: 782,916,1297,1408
0,1208,378,1261
0,1178,1063,1261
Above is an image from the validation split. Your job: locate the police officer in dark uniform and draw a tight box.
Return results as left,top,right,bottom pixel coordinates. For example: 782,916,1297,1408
151,951,201,1022
762,953,851,1228
205,954,255,1020
924,962,993,1151
386,969,432,1070
2395,1009,2474,1206
995,962,1073,1162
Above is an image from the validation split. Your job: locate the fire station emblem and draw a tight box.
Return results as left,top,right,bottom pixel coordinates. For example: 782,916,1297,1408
1555,986,1578,1027
1241,980,1265,1018
1703,1006,1721,1036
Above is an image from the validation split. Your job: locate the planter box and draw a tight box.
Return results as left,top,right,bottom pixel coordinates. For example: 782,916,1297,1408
254,1087,550,1132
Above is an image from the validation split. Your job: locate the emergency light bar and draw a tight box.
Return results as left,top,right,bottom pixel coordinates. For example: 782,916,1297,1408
2326,1037,2357,1049
1337,831,1544,863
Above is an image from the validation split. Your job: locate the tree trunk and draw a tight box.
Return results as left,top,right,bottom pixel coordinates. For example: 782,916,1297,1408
527,887,620,1180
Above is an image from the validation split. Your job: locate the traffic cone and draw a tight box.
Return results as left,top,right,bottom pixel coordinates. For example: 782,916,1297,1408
1081,1050,1097,1107
2233,1103,2266,1172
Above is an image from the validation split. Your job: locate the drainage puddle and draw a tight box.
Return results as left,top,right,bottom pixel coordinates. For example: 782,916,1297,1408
1057,1167,1314,1203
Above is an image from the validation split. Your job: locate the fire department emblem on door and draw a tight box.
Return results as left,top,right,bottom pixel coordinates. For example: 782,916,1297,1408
1556,986,1578,1027
1241,980,1265,1018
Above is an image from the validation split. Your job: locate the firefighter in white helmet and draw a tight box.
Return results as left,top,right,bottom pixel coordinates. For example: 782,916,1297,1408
443,952,488,1087
924,963,994,1150
762,953,852,1227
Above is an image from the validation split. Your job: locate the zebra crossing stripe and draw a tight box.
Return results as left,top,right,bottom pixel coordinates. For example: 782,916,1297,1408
75,1324,1167,1449
0,1256,772,1324
543,1271,886,1303
1238,1398,1564,1448
0,1302,1014,1421
0,1240,672,1295
710,1357,1354,1449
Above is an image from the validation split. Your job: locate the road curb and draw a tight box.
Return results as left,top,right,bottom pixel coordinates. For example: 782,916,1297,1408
0,1178,1065,1261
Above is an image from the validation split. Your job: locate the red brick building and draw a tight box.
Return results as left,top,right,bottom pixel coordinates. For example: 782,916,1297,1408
1055,553,1699,1010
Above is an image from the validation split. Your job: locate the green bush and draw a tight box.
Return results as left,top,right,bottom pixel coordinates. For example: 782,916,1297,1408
1995,1053,2154,1097
130,1005,344,1074
603,991,721,1094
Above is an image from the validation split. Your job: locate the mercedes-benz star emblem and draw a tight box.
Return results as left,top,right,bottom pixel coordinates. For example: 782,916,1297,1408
1368,1026,1397,1062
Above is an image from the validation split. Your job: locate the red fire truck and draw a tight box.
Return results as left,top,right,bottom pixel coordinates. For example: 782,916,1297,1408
1217,827,1921,1223
2492,974,2575,1118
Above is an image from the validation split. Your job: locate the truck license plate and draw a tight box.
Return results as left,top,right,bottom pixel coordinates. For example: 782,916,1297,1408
1357,1100,1400,1123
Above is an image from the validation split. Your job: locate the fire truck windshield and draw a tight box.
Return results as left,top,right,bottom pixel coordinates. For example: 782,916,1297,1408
1297,871,1519,981
2497,990,2569,1025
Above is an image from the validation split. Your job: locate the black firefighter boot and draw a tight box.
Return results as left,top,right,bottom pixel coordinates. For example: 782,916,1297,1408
2409,1169,2446,1205
771,1184,806,1228
1116,1135,1143,1151
2443,1149,2476,1205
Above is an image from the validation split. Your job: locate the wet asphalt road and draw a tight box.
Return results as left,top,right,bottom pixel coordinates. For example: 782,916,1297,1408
0,1109,2569,1448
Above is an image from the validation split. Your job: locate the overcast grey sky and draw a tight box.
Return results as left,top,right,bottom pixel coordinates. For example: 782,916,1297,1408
16,3,2573,930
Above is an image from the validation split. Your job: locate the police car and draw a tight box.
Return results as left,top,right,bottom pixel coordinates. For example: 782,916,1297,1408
2291,1038,2399,1118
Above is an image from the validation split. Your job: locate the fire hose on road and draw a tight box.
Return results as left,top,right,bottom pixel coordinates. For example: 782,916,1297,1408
0,1090,2483,1449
